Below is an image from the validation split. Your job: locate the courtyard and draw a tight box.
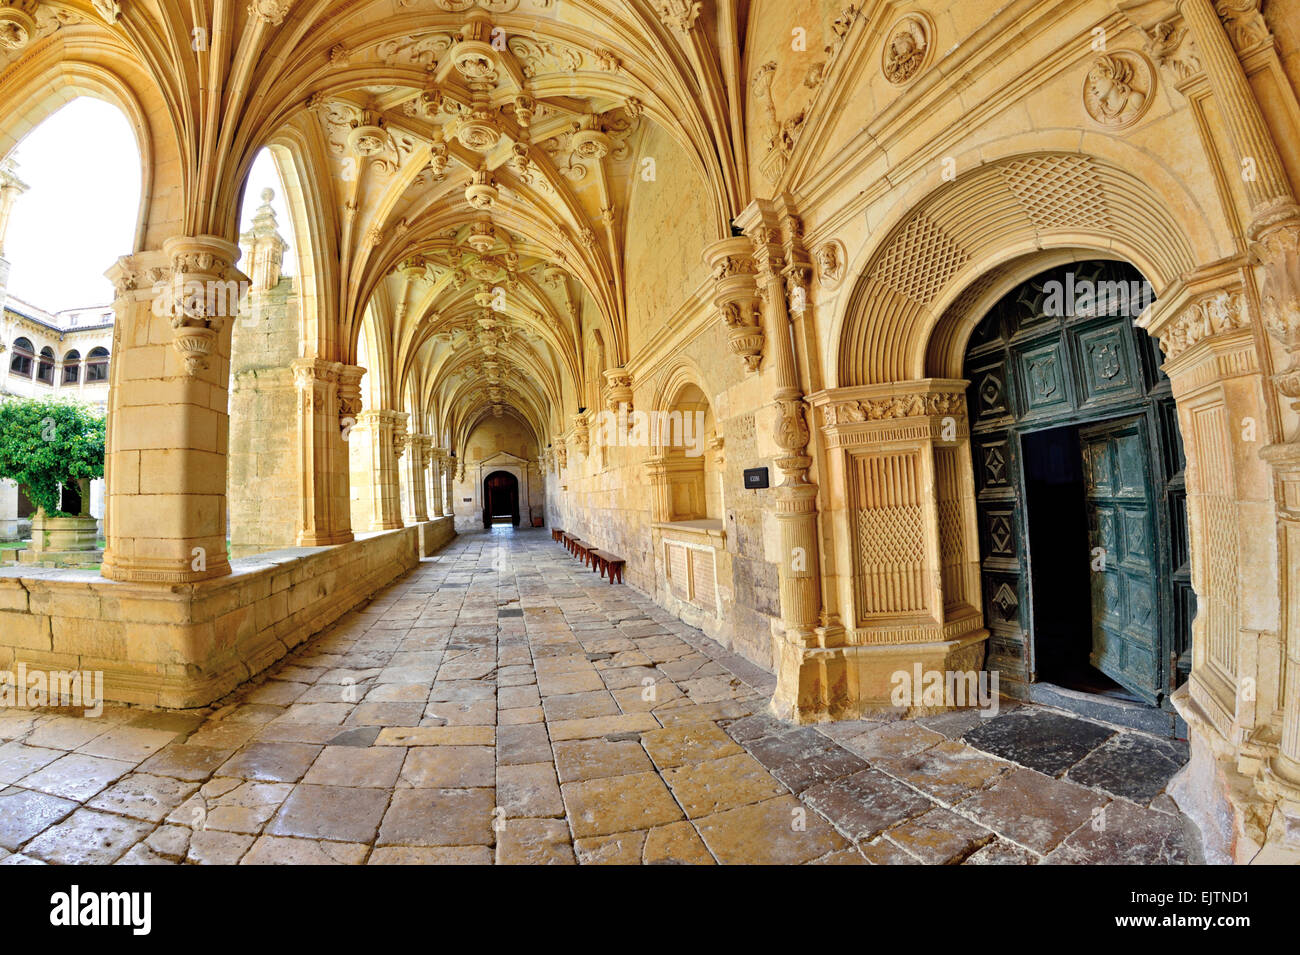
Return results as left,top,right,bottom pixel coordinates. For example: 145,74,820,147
0,529,1194,866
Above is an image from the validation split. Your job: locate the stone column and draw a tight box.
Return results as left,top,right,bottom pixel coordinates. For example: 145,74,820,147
404,433,430,523
350,409,406,531
292,358,354,546
101,235,243,583
335,365,364,541
1173,0,1300,802
738,202,835,719
445,452,457,516
429,447,445,517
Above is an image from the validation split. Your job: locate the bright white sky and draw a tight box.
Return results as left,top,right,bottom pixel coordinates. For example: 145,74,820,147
4,98,294,313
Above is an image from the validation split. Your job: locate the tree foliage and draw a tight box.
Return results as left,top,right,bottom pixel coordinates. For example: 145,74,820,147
0,398,106,517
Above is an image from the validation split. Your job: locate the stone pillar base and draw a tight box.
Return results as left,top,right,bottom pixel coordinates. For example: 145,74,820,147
297,530,355,547
771,624,990,723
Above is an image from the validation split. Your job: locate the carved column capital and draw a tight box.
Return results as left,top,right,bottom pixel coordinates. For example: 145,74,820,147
572,413,590,455
603,367,633,413
704,236,764,374
161,234,243,377
336,364,366,424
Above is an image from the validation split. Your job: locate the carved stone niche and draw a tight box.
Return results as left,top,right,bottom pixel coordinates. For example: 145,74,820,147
703,237,763,373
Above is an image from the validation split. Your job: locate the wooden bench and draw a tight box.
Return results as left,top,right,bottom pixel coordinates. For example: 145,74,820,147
561,531,575,554
571,539,593,567
551,528,564,543
589,550,626,585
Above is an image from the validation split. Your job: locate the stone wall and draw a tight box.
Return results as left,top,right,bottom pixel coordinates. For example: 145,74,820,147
0,522,448,708
228,275,300,556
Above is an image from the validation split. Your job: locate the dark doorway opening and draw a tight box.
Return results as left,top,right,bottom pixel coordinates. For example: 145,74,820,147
482,471,520,528
1022,423,1135,700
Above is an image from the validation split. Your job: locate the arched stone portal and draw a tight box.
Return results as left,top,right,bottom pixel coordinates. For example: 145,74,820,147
959,259,1191,714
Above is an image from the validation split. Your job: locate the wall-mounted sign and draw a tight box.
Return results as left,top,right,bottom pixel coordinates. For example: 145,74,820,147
743,467,769,490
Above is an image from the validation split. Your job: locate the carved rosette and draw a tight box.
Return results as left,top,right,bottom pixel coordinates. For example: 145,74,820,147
704,237,764,373
882,13,932,86
0,0,39,50
161,235,241,377
1250,208,1300,413
603,367,633,413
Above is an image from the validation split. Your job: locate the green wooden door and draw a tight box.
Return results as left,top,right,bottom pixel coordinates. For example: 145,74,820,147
1080,415,1162,702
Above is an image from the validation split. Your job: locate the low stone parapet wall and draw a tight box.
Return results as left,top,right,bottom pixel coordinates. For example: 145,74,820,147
0,519,455,708
420,516,456,556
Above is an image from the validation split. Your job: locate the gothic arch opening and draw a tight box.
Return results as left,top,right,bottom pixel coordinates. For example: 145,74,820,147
0,97,137,548
482,470,520,527
958,259,1191,712
227,150,305,557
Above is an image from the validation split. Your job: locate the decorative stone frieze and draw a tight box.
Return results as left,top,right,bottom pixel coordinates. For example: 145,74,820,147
1153,288,1248,361
821,390,967,427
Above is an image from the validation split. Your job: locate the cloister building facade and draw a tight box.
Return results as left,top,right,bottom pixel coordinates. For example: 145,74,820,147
0,0,1298,864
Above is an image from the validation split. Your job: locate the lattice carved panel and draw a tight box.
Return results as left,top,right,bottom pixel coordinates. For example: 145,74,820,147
851,451,928,619
874,215,970,305
999,155,1113,231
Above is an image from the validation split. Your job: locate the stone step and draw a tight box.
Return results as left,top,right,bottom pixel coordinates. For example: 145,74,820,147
1025,681,1186,738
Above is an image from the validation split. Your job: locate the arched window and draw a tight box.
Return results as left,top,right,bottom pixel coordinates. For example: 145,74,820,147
86,347,109,383
63,349,81,384
9,337,34,378
35,346,55,384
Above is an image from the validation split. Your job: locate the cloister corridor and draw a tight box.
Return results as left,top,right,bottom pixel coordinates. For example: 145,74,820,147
0,529,1195,866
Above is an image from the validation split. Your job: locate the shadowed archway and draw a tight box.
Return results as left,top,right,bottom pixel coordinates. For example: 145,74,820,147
482,470,520,528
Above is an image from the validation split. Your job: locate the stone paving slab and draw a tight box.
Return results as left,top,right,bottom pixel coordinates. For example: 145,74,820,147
0,528,1195,864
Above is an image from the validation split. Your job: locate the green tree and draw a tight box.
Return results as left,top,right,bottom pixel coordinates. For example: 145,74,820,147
0,398,106,517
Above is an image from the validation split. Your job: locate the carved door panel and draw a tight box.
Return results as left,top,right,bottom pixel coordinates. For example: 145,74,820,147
1080,416,1161,702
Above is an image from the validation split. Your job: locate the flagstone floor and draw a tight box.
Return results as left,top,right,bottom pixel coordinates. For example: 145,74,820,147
0,528,1199,865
